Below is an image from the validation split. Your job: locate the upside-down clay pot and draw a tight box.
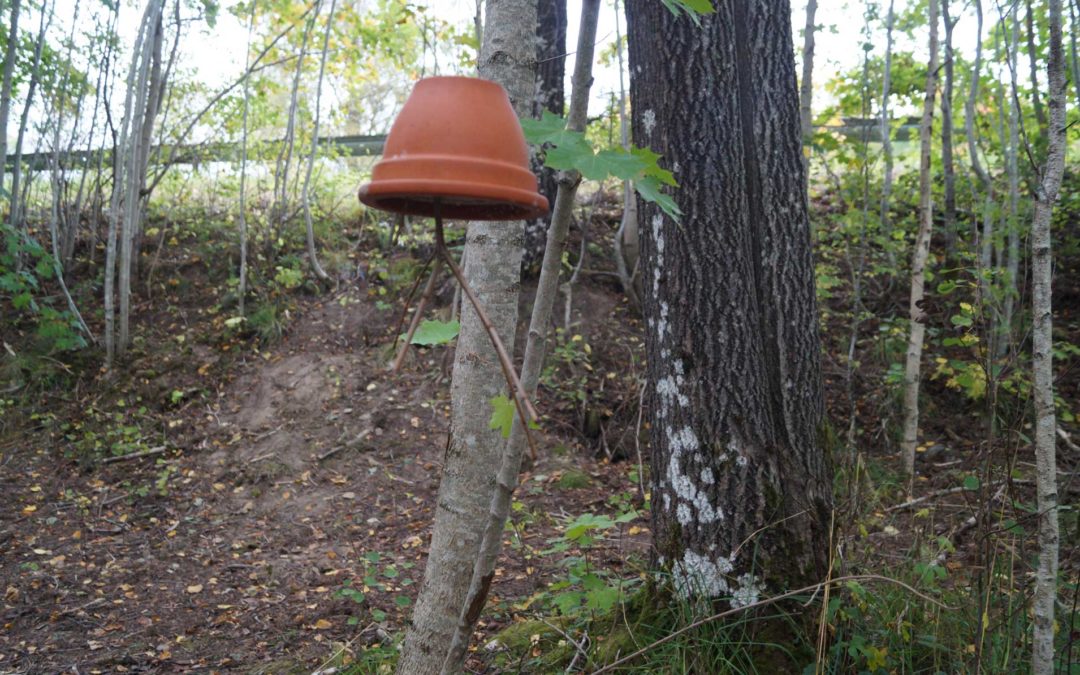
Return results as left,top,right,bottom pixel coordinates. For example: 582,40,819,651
358,76,549,221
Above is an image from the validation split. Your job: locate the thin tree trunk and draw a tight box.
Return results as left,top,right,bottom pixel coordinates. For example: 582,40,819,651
900,0,939,487
1000,7,1022,358
613,0,640,307
396,1,538,671
1070,0,1080,104
238,5,255,316
271,2,317,249
880,0,895,261
301,0,335,283
9,0,53,263
119,0,165,355
1031,3,1066,670
106,2,148,364
941,0,957,253
626,0,831,599
0,0,21,196
444,3,601,668
1026,0,1048,134
799,0,817,188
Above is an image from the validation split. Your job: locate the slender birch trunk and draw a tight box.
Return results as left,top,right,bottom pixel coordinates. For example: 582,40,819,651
238,6,255,316
1026,0,1048,134
1070,0,1080,104
0,0,21,197
940,0,957,254
900,0,939,487
9,0,53,260
880,0,895,256
444,3,601,669
396,1,538,671
612,0,640,307
1001,7,1021,356
271,1,317,248
1031,3,1066,670
118,0,165,355
300,0,335,283
965,0,998,345
799,0,817,188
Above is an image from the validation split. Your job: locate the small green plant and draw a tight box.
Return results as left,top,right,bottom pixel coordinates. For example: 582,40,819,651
335,551,415,626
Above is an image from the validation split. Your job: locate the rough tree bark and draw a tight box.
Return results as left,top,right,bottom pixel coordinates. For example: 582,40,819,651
522,0,566,273
900,0,939,486
625,0,832,599
445,2,601,668
396,1,538,671
1031,2,1066,670
799,0,817,189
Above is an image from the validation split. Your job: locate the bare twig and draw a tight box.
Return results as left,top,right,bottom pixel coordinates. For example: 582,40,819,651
101,446,166,464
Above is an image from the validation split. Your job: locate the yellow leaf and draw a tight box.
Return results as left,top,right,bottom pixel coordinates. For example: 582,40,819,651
186,584,203,594
21,505,37,515
313,619,332,630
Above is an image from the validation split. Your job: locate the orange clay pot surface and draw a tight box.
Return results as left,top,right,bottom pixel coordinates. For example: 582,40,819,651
358,76,549,221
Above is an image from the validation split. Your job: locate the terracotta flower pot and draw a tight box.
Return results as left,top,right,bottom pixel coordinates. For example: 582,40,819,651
358,76,549,221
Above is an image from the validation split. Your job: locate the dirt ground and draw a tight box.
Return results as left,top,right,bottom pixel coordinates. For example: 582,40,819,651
0,229,652,673
1,200,1078,673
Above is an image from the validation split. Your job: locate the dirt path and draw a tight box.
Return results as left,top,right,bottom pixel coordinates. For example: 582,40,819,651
1,282,647,673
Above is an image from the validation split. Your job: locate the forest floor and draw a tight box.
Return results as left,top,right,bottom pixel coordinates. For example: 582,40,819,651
1,197,1079,673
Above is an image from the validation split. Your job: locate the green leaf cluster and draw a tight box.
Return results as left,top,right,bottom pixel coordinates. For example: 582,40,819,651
521,111,682,221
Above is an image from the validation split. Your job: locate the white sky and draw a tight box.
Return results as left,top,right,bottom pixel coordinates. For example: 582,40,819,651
29,0,993,142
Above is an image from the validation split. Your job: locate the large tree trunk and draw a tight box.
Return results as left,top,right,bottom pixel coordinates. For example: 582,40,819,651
396,1,538,671
900,0,939,486
625,0,831,599
799,0,817,188
1032,2,1066,670
522,0,566,273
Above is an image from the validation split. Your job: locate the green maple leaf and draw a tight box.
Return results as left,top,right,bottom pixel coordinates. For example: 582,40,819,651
488,395,516,438
408,319,460,345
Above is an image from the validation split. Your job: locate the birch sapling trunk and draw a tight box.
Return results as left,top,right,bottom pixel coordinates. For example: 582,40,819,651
271,1,317,247
1003,13,1021,353
1031,2,1066,669
0,0,20,196
799,0,817,189
880,0,894,255
964,0,999,349
301,0,336,283
119,0,165,355
900,0,938,487
396,1,538,671
238,6,254,316
9,0,53,263
1026,0,1048,134
613,0,640,307
444,3,601,668
106,0,153,364
940,0,957,254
